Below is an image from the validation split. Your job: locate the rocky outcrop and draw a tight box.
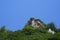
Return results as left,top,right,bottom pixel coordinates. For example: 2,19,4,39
31,19,44,28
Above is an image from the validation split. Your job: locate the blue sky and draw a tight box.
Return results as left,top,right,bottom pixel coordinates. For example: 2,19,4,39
0,0,60,31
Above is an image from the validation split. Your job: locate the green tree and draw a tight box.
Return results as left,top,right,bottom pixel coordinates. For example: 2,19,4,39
48,32,60,40
0,26,6,32
22,26,35,35
47,22,56,31
56,28,60,32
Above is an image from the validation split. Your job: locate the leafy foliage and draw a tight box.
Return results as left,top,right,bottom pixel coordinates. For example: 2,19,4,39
48,32,60,40
0,18,60,40
47,22,56,31
0,25,59,40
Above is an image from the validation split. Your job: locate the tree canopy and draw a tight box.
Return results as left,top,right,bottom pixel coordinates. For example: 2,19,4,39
0,18,60,40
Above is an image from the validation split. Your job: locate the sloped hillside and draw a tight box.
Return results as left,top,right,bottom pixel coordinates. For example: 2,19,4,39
0,18,60,40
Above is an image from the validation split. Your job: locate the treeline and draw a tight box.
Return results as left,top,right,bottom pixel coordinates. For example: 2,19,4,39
0,23,60,40
0,17,60,40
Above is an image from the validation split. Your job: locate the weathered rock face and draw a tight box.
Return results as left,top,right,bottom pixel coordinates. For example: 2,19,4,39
26,18,45,28
31,19,44,28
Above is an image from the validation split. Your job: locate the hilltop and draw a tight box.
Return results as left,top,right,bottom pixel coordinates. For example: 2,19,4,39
25,18,55,34
0,18,60,40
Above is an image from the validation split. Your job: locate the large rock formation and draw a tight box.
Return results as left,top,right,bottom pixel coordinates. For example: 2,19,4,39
26,18,45,28
31,19,44,28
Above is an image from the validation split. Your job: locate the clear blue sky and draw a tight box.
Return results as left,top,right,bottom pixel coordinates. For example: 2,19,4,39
0,0,60,31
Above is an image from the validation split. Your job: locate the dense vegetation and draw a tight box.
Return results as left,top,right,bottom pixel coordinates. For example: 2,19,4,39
0,18,60,40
